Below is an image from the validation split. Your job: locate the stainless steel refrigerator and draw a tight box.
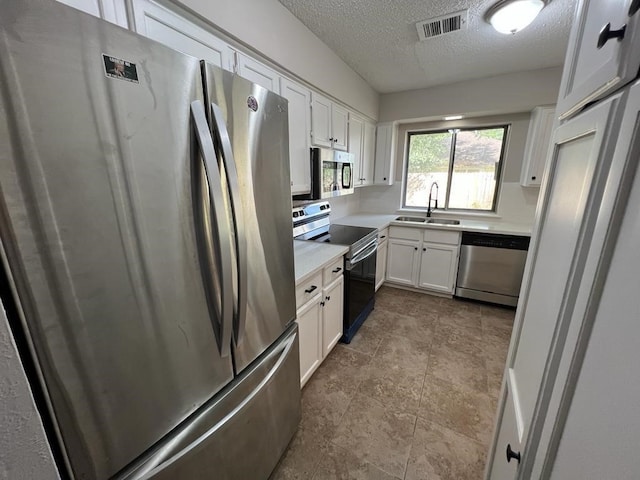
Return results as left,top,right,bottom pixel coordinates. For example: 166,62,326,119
0,1,300,479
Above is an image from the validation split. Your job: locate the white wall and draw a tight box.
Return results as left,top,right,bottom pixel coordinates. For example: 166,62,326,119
174,0,379,119
359,112,541,224
378,67,562,122
0,305,60,480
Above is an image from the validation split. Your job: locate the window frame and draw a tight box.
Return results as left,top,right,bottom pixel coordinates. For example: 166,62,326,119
401,124,510,213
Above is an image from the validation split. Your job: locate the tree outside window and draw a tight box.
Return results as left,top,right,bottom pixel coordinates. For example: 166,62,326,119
403,126,508,212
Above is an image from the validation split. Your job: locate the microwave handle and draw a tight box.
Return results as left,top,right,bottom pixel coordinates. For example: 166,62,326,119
342,163,352,189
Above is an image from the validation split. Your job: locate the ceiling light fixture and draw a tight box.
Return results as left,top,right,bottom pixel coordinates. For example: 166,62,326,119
485,0,549,35
444,115,464,121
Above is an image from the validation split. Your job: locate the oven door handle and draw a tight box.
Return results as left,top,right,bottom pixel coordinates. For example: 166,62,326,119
348,241,378,269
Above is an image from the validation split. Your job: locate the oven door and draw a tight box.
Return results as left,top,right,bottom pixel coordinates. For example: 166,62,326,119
342,241,377,342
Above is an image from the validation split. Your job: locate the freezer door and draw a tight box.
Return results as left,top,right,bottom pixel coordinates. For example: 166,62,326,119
118,325,301,480
202,63,297,373
0,2,234,478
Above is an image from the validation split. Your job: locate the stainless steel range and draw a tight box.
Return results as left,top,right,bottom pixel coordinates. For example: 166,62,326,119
293,202,378,342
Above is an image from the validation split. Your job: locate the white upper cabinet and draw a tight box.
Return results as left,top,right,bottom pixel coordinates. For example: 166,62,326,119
311,93,348,151
56,0,128,27
374,123,396,185
130,0,232,71
556,0,640,120
348,114,376,187
280,78,311,195
331,104,349,151
521,106,556,187
235,53,281,94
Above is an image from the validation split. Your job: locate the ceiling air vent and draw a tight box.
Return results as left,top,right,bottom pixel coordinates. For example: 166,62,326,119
416,10,468,41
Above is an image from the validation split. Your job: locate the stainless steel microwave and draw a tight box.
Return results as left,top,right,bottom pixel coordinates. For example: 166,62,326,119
293,147,354,201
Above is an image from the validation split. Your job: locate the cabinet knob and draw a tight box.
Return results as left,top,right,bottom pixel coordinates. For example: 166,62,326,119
329,137,334,141
326,295,331,301
320,300,325,307
305,285,317,294
383,177,387,181
597,23,626,49
332,267,342,273
414,247,418,251
531,176,536,180
506,444,521,464
423,247,426,251
630,0,640,17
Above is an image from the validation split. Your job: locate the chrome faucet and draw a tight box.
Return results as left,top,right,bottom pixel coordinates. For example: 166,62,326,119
427,182,439,217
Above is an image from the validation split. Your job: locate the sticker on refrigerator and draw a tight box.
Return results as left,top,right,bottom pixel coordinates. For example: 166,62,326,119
103,55,139,83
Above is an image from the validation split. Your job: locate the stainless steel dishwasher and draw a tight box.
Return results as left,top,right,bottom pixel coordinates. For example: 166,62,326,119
455,232,530,307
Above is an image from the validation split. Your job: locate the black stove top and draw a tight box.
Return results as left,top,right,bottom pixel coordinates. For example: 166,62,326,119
323,224,376,246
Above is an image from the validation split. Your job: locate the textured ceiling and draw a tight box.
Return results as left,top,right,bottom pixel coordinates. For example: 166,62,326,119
278,0,577,93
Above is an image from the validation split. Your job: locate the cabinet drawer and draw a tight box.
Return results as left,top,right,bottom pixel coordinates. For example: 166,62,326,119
378,227,389,244
296,272,323,308
423,229,460,245
323,257,344,285
389,226,422,241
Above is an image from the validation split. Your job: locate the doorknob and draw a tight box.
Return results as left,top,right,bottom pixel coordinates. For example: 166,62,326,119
506,444,521,464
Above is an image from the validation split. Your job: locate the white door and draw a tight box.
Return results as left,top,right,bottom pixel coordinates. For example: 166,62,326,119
348,114,365,185
528,79,640,480
131,0,232,70
556,0,640,120
362,121,376,186
417,243,457,293
374,123,395,185
311,93,332,148
487,92,626,479
331,104,349,151
296,296,322,388
236,53,281,94
386,239,419,286
322,276,344,357
281,78,311,195
375,240,388,291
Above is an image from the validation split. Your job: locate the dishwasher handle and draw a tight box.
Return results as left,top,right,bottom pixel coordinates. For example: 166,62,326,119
461,232,530,251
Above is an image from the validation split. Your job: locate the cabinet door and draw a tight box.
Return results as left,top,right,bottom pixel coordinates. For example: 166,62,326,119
361,121,376,186
311,93,332,148
331,104,349,151
236,53,280,94
56,0,128,27
296,296,322,388
487,92,625,478
374,123,395,185
417,243,458,293
386,239,419,286
521,106,556,187
556,0,640,120
375,240,388,291
322,276,344,357
131,0,232,70
281,78,311,195
348,114,365,185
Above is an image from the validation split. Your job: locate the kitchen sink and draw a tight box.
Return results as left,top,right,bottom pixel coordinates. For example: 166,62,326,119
395,216,426,223
426,219,461,225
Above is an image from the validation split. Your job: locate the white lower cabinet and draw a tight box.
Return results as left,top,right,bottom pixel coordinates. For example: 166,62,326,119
322,276,344,357
295,256,344,387
375,229,388,291
295,294,322,388
417,243,458,293
386,226,460,294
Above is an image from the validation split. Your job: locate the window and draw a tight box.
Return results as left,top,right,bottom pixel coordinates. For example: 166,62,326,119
403,126,508,212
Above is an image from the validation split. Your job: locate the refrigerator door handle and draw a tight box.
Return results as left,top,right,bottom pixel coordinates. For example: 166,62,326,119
190,100,233,357
209,102,247,346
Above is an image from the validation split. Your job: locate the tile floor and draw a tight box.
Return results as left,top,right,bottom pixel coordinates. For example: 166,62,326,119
270,286,514,480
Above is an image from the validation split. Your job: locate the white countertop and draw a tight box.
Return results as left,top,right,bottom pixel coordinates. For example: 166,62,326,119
333,214,532,236
293,240,348,284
